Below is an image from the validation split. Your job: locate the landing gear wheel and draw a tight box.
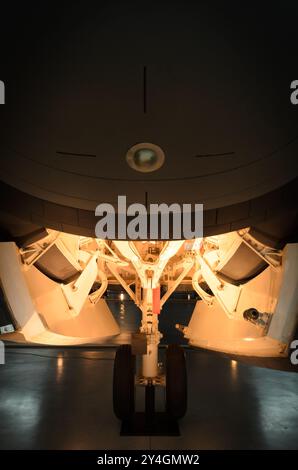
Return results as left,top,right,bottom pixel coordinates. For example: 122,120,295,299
166,344,187,419
113,344,135,420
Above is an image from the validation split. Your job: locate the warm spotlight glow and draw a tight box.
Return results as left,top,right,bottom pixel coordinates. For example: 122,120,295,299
120,302,125,320
230,359,238,381
56,355,64,382
57,357,64,368
120,292,124,301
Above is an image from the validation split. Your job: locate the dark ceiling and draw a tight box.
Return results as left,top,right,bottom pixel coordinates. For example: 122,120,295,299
0,1,297,239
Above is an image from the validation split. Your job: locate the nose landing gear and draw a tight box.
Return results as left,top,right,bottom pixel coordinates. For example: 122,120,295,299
110,240,189,434
113,343,187,436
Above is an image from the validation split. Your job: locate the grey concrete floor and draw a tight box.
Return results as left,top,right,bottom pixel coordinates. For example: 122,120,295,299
0,347,297,450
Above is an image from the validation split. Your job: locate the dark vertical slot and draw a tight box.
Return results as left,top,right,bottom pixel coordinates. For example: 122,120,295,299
143,66,147,114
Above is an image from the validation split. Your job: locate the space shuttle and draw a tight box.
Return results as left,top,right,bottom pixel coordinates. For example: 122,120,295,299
0,2,297,420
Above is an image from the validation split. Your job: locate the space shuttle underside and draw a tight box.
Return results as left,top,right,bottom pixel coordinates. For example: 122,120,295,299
0,227,297,358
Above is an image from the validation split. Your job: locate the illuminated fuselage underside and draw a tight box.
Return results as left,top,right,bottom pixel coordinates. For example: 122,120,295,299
0,228,297,373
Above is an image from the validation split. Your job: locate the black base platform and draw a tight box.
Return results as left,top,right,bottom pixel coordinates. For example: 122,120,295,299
120,412,180,436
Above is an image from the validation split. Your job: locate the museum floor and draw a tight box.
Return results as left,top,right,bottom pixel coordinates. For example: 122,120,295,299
0,345,297,450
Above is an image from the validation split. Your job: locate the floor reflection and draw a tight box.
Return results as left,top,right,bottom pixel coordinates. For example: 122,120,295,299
1,346,297,449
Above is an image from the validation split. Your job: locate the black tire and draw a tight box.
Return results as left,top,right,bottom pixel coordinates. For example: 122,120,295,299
113,344,135,420
166,344,187,419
